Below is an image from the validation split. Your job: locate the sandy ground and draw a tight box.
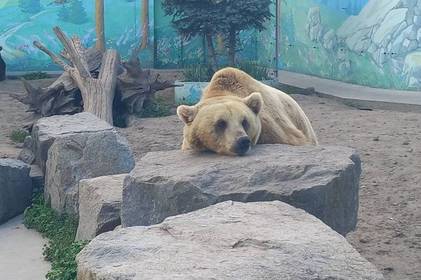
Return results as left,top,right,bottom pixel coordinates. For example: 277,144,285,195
0,215,50,280
1,79,420,280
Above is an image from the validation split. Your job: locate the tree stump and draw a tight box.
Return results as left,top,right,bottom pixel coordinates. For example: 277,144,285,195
13,27,177,127
33,27,119,124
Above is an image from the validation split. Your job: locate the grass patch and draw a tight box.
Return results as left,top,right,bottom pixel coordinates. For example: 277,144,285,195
24,194,88,280
10,129,29,143
22,71,49,80
139,96,172,118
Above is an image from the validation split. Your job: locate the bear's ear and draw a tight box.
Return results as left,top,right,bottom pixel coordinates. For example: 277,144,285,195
177,105,198,124
244,92,263,114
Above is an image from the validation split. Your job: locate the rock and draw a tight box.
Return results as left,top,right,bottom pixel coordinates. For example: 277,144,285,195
306,7,324,42
402,25,417,40
374,48,387,65
402,39,418,52
76,174,127,241
77,201,384,280
414,15,421,26
44,120,135,215
18,136,35,165
30,164,44,193
415,3,421,15
32,113,113,173
346,27,372,51
338,0,401,39
404,51,421,88
337,0,421,73
339,60,352,75
322,29,337,50
401,0,418,9
373,9,408,46
0,159,32,224
405,7,415,24
122,145,361,236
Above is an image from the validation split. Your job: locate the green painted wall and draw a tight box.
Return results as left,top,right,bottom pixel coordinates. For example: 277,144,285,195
1,0,270,72
279,0,421,90
2,0,420,90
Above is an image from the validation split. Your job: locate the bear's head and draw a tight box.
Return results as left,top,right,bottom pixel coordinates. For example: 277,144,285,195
177,92,263,156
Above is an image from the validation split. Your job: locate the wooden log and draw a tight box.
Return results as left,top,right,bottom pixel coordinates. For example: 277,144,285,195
118,57,176,114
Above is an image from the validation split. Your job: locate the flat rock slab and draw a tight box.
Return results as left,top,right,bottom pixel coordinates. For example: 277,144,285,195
76,174,127,241
122,145,361,235
0,159,32,224
77,201,383,280
32,112,114,172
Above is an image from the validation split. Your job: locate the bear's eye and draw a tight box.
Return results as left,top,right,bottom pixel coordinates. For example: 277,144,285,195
215,119,227,132
242,118,249,130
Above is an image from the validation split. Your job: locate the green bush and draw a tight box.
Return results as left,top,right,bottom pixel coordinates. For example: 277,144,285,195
10,129,29,143
139,96,172,118
24,194,88,280
22,71,49,80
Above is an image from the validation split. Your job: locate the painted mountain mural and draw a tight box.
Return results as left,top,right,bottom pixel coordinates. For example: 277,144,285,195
281,0,421,90
1,0,420,90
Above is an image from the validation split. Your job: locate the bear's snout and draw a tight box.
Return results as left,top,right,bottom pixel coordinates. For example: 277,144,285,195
234,136,251,156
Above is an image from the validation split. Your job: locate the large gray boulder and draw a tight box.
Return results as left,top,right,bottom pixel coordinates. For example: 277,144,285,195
76,174,127,241
77,201,384,280
122,145,361,236
44,115,135,215
0,159,32,224
32,113,113,172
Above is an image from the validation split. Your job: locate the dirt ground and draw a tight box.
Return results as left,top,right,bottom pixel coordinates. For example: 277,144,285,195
1,79,420,280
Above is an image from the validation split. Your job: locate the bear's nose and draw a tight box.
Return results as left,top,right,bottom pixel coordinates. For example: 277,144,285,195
235,136,251,155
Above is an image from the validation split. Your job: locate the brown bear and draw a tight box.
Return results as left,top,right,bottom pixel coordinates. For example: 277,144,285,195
177,67,318,156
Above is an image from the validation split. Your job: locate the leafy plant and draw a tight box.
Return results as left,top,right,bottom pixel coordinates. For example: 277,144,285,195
10,129,29,143
162,0,273,67
162,0,220,70
217,0,274,65
139,96,172,118
237,61,270,81
24,194,88,280
22,71,49,80
183,64,213,82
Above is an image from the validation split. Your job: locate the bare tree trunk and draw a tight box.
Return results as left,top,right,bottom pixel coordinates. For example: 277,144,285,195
205,33,217,71
96,0,105,52
228,29,236,66
141,0,149,49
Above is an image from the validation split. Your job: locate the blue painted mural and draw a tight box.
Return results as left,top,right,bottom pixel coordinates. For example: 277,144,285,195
1,0,421,90
0,0,155,71
280,0,421,90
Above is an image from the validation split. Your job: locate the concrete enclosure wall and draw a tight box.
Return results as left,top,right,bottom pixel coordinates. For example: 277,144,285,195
1,0,420,90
